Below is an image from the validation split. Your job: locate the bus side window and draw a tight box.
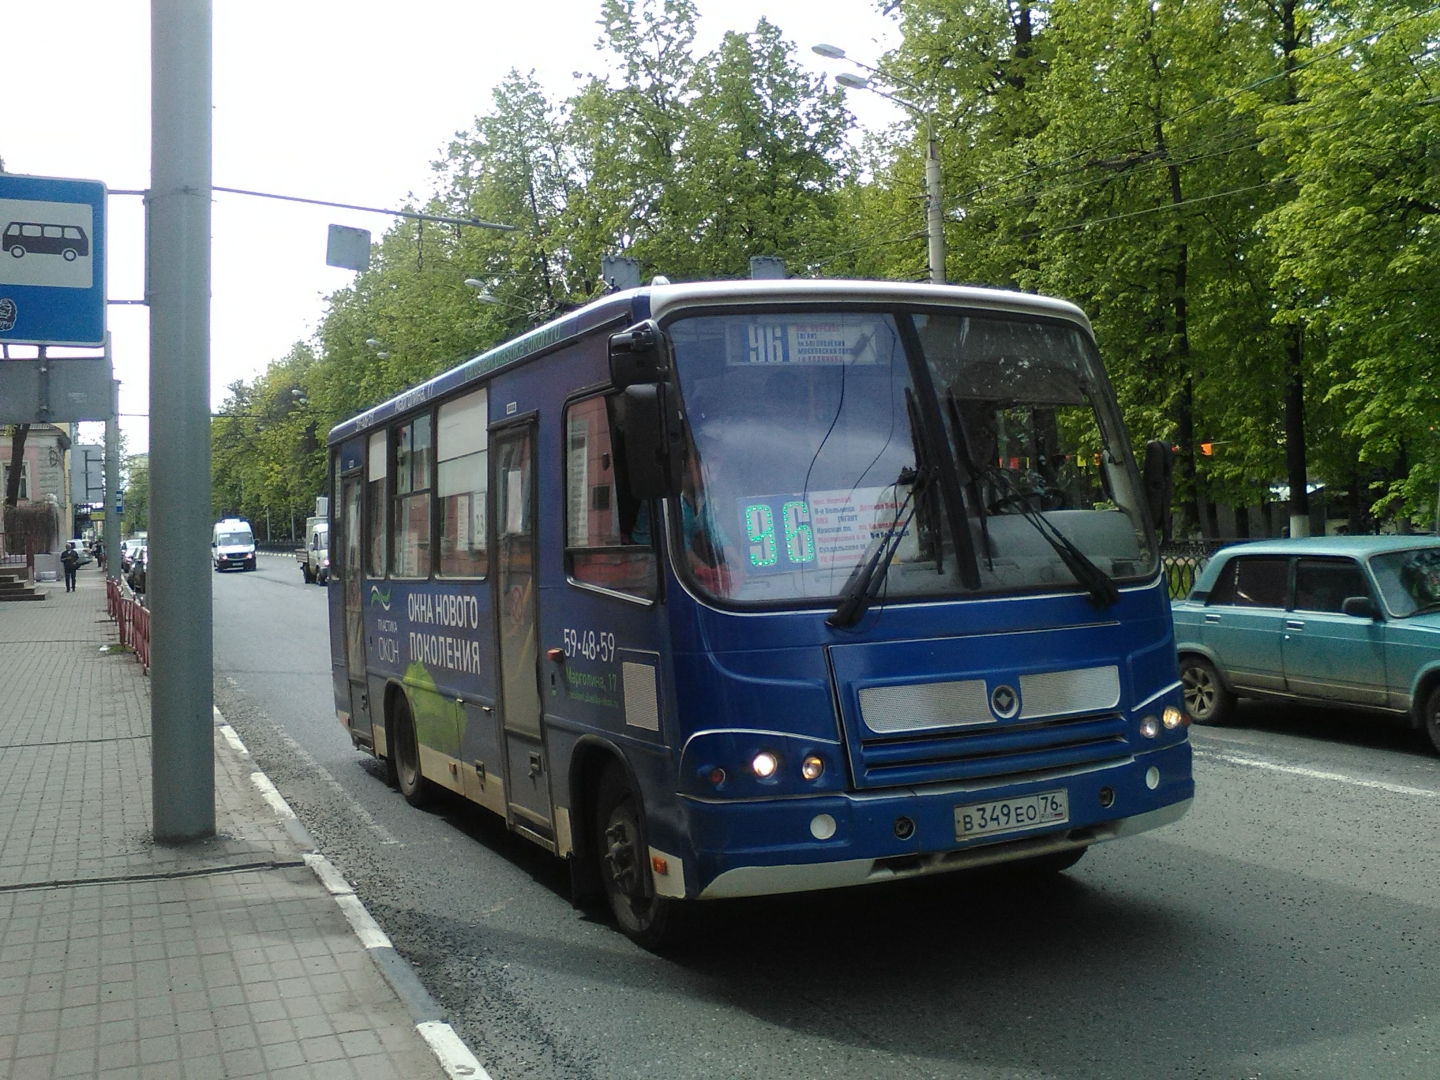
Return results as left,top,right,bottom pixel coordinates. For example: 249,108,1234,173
366,432,386,577
564,393,656,599
391,414,433,578
436,388,488,577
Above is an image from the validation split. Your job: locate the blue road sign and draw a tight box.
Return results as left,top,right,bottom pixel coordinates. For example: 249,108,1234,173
0,173,106,346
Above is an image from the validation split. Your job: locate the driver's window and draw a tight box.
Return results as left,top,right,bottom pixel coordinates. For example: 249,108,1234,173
563,393,656,599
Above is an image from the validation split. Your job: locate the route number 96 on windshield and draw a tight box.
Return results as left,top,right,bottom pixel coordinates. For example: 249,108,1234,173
954,790,1068,840
737,488,906,574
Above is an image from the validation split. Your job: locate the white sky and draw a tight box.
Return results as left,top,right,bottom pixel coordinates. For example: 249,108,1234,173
1,1,903,454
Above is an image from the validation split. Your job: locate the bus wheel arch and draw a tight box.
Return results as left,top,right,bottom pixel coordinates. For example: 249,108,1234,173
387,686,433,808
591,756,688,950
377,681,405,789
566,739,630,909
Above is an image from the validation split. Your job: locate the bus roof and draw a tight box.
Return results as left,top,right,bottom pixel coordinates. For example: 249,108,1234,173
327,279,1093,445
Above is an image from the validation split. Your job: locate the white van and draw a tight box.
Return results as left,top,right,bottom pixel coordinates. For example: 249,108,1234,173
212,518,256,572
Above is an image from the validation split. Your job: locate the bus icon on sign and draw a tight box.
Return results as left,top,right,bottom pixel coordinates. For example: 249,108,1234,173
3,222,90,261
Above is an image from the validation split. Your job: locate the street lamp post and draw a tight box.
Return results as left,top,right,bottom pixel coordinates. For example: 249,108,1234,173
819,46,946,285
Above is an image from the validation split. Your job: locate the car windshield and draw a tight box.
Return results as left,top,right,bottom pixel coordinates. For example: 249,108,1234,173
218,533,251,546
668,307,1155,606
1368,547,1440,616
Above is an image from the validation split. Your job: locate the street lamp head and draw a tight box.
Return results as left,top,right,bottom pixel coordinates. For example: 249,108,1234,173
463,278,484,290
835,72,870,90
364,338,381,348
812,43,846,59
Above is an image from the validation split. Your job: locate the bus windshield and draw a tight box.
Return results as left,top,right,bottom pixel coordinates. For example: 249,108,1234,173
668,308,1156,606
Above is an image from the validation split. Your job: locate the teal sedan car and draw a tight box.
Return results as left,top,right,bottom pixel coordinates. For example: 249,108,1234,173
1172,537,1440,752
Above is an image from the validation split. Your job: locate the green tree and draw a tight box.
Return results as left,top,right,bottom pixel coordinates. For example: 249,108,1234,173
1261,1,1440,523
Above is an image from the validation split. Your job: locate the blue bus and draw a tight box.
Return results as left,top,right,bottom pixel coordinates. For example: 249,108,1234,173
327,279,1193,947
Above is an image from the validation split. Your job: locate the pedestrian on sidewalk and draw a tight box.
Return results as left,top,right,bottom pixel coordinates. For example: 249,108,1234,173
61,542,80,592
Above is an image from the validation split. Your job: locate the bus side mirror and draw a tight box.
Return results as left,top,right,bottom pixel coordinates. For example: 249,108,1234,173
609,320,670,388
1142,439,1173,541
614,383,679,499
609,321,681,500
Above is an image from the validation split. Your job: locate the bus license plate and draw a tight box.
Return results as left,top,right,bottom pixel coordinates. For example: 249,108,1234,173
954,789,1068,840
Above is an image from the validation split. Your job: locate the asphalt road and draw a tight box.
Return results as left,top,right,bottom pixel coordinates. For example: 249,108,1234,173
214,553,1440,1079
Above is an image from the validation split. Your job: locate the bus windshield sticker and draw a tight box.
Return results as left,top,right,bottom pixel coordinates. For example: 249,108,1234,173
727,318,884,366
735,487,912,575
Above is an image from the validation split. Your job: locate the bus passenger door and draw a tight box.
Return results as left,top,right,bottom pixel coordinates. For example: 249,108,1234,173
493,423,553,841
341,474,371,738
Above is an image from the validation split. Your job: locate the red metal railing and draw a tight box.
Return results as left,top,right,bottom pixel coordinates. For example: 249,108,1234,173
106,576,151,675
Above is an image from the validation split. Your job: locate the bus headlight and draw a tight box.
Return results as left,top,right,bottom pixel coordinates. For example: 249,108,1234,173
1139,715,1160,739
1162,705,1186,729
801,755,825,780
751,751,779,779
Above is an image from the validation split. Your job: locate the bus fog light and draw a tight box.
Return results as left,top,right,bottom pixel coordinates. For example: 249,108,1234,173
1163,705,1186,729
1139,715,1160,739
751,751,778,779
810,813,837,840
1145,766,1160,790
801,755,825,780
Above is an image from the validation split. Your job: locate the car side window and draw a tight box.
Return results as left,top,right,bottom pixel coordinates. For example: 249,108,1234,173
1211,556,1288,607
1294,558,1369,613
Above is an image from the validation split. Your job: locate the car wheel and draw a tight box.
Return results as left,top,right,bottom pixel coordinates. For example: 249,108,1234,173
301,563,313,583
594,764,687,950
1424,686,1440,756
318,568,329,585
1180,655,1234,725
391,694,433,808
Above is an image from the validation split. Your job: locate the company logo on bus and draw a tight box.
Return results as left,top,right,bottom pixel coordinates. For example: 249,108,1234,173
990,684,1019,719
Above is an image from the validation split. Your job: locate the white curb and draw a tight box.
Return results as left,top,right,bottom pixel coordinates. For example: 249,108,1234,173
216,707,493,1080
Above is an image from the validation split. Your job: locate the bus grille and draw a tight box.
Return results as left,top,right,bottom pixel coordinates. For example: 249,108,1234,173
851,713,1130,789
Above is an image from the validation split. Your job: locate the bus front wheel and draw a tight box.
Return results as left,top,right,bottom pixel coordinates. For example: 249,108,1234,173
391,694,433,808
595,765,686,951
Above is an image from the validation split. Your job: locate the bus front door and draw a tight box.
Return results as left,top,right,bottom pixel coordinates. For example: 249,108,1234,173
341,474,371,739
493,423,553,843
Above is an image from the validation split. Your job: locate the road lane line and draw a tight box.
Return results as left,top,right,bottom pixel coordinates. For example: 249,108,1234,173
1194,747,1439,798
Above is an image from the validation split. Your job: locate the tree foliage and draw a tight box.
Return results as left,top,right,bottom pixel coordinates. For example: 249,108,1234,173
214,0,1440,535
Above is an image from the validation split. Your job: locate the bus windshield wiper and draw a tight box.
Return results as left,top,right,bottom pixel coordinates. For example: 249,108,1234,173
990,471,1120,608
945,388,993,569
828,468,923,629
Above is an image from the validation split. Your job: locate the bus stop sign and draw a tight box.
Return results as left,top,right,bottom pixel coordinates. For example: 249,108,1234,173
0,173,106,346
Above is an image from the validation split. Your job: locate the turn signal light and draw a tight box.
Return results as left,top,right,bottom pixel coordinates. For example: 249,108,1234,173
1162,705,1186,729
801,755,825,780
1139,715,1160,739
751,751,779,779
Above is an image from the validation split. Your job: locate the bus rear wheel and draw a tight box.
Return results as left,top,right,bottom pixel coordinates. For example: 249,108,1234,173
391,694,433,808
594,765,686,951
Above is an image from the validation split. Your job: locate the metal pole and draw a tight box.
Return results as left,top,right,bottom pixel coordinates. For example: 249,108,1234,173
103,366,120,581
149,0,215,843
924,116,946,285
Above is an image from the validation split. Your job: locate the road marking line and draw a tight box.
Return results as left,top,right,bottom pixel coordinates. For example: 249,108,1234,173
416,1021,493,1080
1194,748,1439,798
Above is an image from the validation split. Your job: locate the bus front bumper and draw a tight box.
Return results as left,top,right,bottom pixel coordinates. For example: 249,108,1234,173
683,741,1192,900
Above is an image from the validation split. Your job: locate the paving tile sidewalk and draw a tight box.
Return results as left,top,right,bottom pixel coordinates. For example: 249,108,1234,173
0,569,451,1079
